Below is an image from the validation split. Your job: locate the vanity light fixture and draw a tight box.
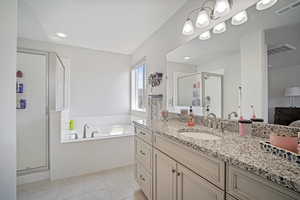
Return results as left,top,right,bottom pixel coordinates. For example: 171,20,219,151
184,56,191,60
196,9,211,28
182,18,195,35
231,10,248,25
199,30,211,40
256,0,278,11
213,22,226,34
213,0,231,18
182,0,231,36
56,32,68,38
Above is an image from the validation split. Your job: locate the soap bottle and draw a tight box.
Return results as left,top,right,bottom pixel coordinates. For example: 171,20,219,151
187,106,195,127
298,132,300,154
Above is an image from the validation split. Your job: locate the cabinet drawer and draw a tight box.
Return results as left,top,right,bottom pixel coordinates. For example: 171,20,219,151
177,163,224,200
135,126,152,144
227,165,300,200
135,137,152,172
154,134,225,189
137,162,152,200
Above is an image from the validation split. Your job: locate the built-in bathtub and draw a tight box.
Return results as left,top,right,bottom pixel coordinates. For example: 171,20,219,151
48,113,143,180
61,114,135,143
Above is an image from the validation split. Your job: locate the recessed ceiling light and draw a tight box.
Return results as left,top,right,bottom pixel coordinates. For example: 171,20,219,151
184,56,191,60
256,0,278,11
56,32,68,38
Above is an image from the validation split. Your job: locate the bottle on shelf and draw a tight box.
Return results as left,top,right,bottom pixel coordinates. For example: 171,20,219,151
16,70,26,109
187,106,195,127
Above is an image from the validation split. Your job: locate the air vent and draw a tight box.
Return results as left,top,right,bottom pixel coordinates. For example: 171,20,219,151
268,44,296,56
276,0,300,15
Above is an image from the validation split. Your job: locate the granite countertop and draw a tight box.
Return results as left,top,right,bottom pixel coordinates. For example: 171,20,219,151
133,119,300,194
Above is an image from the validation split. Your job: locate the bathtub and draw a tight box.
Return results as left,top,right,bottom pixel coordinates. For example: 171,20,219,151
61,114,135,143
49,113,141,180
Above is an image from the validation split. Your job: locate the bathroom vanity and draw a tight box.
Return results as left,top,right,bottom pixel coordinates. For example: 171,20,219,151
133,120,300,200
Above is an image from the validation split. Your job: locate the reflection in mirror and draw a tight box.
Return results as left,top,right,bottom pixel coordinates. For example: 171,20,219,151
166,0,300,125
173,72,223,117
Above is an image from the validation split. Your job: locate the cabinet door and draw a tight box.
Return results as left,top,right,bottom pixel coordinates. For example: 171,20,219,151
153,149,177,200
177,164,224,200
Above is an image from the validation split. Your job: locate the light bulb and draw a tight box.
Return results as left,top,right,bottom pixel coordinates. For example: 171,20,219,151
184,56,191,60
182,18,194,35
213,22,226,34
256,0,278,11
199,31,211,40
213,0,230,18
231,10,248,25
196,10,210,28
56,32,67,38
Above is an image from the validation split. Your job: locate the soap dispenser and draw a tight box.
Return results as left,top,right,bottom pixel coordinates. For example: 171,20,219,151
187,106,195,127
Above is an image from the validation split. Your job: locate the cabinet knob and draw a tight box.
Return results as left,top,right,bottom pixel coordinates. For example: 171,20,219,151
177,172,181,176
172,169,176,173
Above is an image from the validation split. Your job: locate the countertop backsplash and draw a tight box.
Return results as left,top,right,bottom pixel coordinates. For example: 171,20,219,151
167,112,300,138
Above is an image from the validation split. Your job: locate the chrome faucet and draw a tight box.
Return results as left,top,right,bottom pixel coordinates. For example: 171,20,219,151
218,121,225,134
91,131,99,138
207,113,217,129
83,124,90,139
228,111,238,120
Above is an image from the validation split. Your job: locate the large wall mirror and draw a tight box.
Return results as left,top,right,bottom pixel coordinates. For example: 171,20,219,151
166,0,300,125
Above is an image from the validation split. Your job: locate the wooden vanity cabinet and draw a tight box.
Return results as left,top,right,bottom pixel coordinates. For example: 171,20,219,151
153,149,224,200
134,123,300,200
134,124,153,200
227,165,300,200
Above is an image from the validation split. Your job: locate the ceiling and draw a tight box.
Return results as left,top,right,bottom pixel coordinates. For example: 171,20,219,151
167,0,300,65
18,0,187,55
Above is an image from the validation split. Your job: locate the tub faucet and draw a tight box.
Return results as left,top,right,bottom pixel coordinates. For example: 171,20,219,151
83,124,90,139
228,111,238,120
91,131,99,138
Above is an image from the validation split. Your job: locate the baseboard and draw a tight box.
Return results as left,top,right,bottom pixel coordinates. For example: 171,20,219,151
17,170,50,185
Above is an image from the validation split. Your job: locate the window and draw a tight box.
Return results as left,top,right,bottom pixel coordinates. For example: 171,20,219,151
131,62,146,112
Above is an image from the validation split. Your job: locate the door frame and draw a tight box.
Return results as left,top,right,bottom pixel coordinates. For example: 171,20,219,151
16,48,50,176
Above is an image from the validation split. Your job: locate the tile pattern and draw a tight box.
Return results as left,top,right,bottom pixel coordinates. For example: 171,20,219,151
17,166,147,200
145,120,300,194
252,122,300,138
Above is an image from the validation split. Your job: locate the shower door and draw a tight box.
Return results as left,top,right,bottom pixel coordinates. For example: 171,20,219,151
202,72,224,118
16,49,49,174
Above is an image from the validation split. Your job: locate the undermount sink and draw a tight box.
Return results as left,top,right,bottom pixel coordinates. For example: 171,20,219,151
178,130,221,140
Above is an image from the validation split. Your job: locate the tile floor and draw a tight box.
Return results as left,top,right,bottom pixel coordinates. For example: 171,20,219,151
17,165,147,200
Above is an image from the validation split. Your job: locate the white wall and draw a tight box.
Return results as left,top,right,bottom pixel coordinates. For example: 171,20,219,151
18,38,131,117
240,30,268,120
131,0,259,109
268,65,300,123
0,0,17,199
17,38,134,180
197,53,241,117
